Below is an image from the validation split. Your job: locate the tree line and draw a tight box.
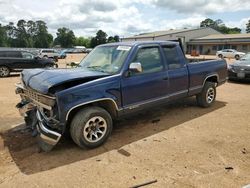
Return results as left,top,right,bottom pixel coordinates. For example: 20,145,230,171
200,18,250,34
1,18,249,48
0,19,119,48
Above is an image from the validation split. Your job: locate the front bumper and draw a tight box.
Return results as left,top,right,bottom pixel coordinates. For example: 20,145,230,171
228,69,250,80
16,83,62,151
36,110,61,146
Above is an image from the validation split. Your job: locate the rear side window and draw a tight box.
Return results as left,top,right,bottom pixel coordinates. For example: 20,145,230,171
162,45,182,70
6,51,22,58
21,51,34,59
132,47,163,74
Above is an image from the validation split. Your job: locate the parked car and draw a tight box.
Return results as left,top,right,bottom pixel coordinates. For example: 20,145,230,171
39,49,59,59
64,48,85,54
216,49,245,60
0,50,57,77
85,48,93,53
228,53,250,80
16,41,227,151
58,50,67,59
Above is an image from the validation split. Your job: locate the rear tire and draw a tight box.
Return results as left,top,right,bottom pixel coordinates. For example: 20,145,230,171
0,66,10,77
218,54,223,58
70,107,113,149
235,55,240,60
196,82,216,108
45,64,54,68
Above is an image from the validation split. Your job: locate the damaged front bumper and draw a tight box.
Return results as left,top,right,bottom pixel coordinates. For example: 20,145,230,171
36,110,62,151
16,84,62,151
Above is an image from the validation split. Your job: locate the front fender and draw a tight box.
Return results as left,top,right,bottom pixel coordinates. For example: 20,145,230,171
55,76,121,125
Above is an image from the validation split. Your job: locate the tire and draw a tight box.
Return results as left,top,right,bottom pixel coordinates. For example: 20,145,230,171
45,64,54,68
70,106,113,149
196,82,216,108
0,66,10,77
235,55,240,60
218,54,223,58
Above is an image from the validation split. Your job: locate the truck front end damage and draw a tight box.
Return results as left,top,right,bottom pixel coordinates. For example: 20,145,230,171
15,83,62,151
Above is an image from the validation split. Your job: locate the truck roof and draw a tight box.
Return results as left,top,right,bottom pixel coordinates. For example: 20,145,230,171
100,41,179,47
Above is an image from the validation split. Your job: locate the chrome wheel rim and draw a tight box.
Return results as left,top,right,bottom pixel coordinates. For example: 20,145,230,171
0,67,9,77
83,116,107,143
206,88,215,103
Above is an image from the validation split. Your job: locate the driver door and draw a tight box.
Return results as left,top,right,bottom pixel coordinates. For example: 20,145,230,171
121,46,169,108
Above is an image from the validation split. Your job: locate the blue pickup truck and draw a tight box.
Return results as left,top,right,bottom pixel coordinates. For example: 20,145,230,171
16,41,227,151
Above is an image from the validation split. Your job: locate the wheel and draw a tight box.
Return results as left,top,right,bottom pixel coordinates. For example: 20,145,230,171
218,54,223,58
70,106,113,149
235,55,240,60
45,64,54,68
196,82,216,108
0,66,10,77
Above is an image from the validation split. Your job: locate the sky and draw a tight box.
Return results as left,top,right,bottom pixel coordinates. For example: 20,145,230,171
0,0,249,38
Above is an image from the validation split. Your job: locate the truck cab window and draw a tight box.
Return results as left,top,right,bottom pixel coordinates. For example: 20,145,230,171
163,45,182,69
133,47,163,74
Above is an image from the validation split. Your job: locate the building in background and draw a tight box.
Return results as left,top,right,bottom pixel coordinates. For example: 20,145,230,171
121,27,221,53
188,34,250,55
122,28,250,55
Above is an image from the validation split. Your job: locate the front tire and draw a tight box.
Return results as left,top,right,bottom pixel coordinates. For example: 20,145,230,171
196,82,216,108
0,66,10,77
70,107,113,149
235,55,240,60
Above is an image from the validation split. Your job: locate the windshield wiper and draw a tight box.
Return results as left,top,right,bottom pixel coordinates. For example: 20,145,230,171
87,66,102,69
86,66,107,73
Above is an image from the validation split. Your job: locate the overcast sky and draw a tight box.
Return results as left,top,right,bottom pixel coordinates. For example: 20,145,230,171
0,0,249,37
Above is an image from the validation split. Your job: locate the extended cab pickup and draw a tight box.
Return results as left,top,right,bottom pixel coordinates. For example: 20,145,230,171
16,41,227,151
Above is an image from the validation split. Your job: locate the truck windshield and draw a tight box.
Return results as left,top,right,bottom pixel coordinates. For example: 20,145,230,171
79,45,131,74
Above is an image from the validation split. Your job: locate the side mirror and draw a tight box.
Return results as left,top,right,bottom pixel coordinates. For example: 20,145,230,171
129,62,142,73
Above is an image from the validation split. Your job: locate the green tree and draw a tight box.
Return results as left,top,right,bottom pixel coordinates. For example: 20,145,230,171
246,20,250,33
107,35,120,43
107,36,115,43
200,18,241,34
15,19,30,47
54,27,76,48
90,30,107,48
113,35,120,42
200,18,216,28
33,20,53,48
5,22,17,47
75,36,91,47
0,24,8,47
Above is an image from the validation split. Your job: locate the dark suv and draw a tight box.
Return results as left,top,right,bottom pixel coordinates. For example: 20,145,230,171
0,50,57,77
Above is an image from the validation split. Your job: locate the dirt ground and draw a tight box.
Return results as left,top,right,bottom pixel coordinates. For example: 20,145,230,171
0,55,250,187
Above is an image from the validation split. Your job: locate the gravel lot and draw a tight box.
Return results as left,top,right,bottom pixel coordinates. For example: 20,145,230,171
0,56,250,187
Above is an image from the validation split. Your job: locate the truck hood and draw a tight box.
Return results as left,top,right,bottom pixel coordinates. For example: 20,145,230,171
22,68,109,94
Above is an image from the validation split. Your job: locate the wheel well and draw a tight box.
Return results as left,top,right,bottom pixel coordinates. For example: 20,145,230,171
204,76,218,85
66,100,118,127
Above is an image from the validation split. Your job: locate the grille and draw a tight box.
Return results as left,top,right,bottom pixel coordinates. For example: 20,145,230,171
22,89,55,107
